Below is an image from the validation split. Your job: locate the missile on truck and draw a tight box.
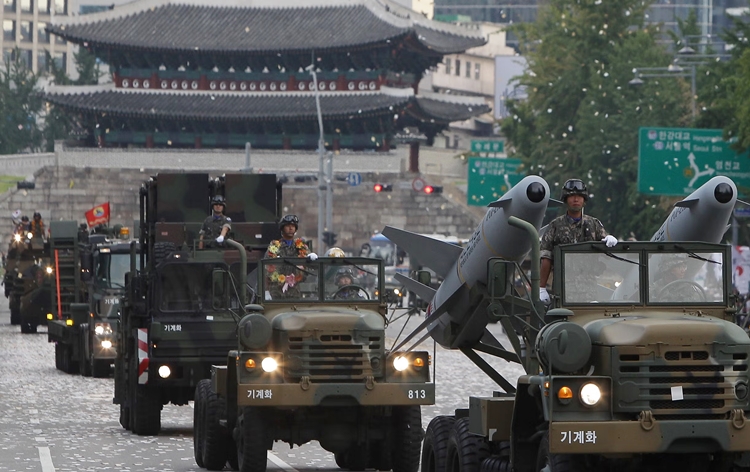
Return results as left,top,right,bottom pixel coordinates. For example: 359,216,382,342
389,176,750,472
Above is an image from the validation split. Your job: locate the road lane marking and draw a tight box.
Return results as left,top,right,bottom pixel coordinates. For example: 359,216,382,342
267,451,296,470
38,446,55,472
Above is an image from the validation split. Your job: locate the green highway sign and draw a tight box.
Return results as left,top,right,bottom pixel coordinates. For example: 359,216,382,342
471,139,504,154
638,127,750,196
467,157,525,206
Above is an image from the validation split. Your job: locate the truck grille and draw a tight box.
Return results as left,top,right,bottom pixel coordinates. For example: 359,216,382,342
283,331,383,382
613,347,749,418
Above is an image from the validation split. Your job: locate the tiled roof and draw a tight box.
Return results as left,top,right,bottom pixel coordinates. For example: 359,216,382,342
49,0,485,55
42,86,488,124
42,87,413,121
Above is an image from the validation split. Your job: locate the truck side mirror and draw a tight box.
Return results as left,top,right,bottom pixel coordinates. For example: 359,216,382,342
417,270,431,286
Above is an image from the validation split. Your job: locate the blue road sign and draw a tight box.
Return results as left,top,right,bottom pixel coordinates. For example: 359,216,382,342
347,172,362,187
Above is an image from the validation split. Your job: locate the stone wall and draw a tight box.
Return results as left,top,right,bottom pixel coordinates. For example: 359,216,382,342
0,166,483,252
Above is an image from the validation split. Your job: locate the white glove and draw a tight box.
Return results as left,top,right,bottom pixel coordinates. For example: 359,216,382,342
539,287,551,304
215,235,225,243
307,252,318,261
602,235,617,247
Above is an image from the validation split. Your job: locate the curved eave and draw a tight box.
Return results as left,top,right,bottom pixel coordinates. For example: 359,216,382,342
408,96,491,124
41,89,412,122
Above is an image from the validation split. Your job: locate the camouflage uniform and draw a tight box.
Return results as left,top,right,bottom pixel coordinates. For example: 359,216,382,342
334,286,367,300
541,214,608,303
200,214,232,242
265,238,310,299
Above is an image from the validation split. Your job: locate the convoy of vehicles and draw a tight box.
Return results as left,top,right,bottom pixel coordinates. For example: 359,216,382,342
193,255,433,472
47,225,137,377
420,221,750,472
114,172,281,436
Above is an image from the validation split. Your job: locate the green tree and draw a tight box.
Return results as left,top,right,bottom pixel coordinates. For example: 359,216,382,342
0,50,44,154
501,0,692,239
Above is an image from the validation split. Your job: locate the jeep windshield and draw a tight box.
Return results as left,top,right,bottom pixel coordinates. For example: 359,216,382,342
260,257,382,303
95,252,130,290
558,242,727,306
158,262,232,313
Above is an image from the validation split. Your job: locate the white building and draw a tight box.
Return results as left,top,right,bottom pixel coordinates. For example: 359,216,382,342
390,0,433,18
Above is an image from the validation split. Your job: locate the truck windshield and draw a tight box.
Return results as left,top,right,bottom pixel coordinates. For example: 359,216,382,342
561,248,726,305
261,258,381,302
95,253,130,289
158,263,226,313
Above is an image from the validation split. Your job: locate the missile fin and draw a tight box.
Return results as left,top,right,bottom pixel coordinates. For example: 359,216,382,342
488,198,511,208
394,273,436,301
381,226,463,278
674,197,699,208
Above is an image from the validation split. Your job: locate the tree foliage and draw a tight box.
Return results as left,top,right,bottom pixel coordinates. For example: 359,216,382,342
501,0,693,239
0,50,44,154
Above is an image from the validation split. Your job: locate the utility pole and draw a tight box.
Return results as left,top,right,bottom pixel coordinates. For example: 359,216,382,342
308,64,326,252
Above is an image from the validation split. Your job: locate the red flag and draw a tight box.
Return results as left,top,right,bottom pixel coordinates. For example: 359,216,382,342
85,202,110,227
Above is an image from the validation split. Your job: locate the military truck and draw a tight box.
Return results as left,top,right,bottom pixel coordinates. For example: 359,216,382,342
192,254,432,472
115,172,280,436
419,218,750,472
47,224,137,377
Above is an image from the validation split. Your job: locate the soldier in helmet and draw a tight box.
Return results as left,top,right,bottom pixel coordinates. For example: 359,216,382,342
539,178,618,304
331,267,367,300
30,212,45,239
264,215,317,299
15,215,30,235
199,195,231,249
650,254,705,303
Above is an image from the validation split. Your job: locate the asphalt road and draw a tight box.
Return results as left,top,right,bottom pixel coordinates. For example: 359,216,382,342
0,299,525,472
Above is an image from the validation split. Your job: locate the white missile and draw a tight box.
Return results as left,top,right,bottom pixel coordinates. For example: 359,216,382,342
611,175,738,301
382,175,550,349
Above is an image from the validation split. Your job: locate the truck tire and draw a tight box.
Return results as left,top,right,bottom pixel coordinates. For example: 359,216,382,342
20,322,37,334
92,360,110,378
54,343,64,371
237,407,268,472
535,432,571,472
334,448,367,471
154,242,177,265
119,404,131,431
446,417,490,472
480,456,512,472
61,345,78,374
422,415,456,472
391,405,423,472
132,384,162,436
9,301,20,325
79,326,92,377
203,381,229,470
194,380,208,468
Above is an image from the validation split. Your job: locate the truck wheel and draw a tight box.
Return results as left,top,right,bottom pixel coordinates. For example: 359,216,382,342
391,405,423,472
203,381,230,470
20,322,37,334
92,360,110,378
194,380,208,468
535,432,571,472
9,302,20,325
446,417,490,472
237,407,268,472
79,326,91,377
334,448,367,470
422,415,456,472
61,345,78,374
119,404,131,431
480,456,512,472
132,384,162,435
54,343,64,371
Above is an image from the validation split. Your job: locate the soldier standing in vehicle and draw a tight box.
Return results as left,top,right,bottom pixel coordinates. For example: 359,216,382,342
539,178,618,304
264,215,315,299
30,212,45,239
15,215,30,235
199,195,231,249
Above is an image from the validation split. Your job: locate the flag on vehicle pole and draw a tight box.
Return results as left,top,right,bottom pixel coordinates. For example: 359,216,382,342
85,202,110,227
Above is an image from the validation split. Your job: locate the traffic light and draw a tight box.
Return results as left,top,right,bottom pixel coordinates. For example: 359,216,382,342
373,183,393,192
423,185,443,195
322,231,337,247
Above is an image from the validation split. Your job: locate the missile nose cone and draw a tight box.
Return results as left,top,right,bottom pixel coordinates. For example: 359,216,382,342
715,182,734,204
526,182,546,203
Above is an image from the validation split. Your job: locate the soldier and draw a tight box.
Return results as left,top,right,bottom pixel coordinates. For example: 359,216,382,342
199,195,231,249
331,267,367,300
15,215,30,235
539,179,618,304
30,212,45,239
650,254,705,303
264,215,316,299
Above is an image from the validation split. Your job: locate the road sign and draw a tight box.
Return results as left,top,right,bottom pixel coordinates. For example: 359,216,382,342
471,139,504,154
467,157,525,206
346,172,362,187
638,127,750,196
411,177,425,192
735,208,750,218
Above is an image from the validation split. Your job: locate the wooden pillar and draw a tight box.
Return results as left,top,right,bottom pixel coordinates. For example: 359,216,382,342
97,134,105,148
409,142,420,173
378,137,390,152
146,135,154,148
194,136,202,149
283,137,292,150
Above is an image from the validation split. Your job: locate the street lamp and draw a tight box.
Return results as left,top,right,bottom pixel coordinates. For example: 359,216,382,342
306,63,328,252
629,65,696,120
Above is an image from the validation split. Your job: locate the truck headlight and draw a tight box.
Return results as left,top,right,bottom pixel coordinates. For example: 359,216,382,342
45,266,53,275
13,234,21,242
158,365,171,378
101,340,113,349
580,383,602,406
261,357,278,373
393,356,410,372
94,323,113,335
